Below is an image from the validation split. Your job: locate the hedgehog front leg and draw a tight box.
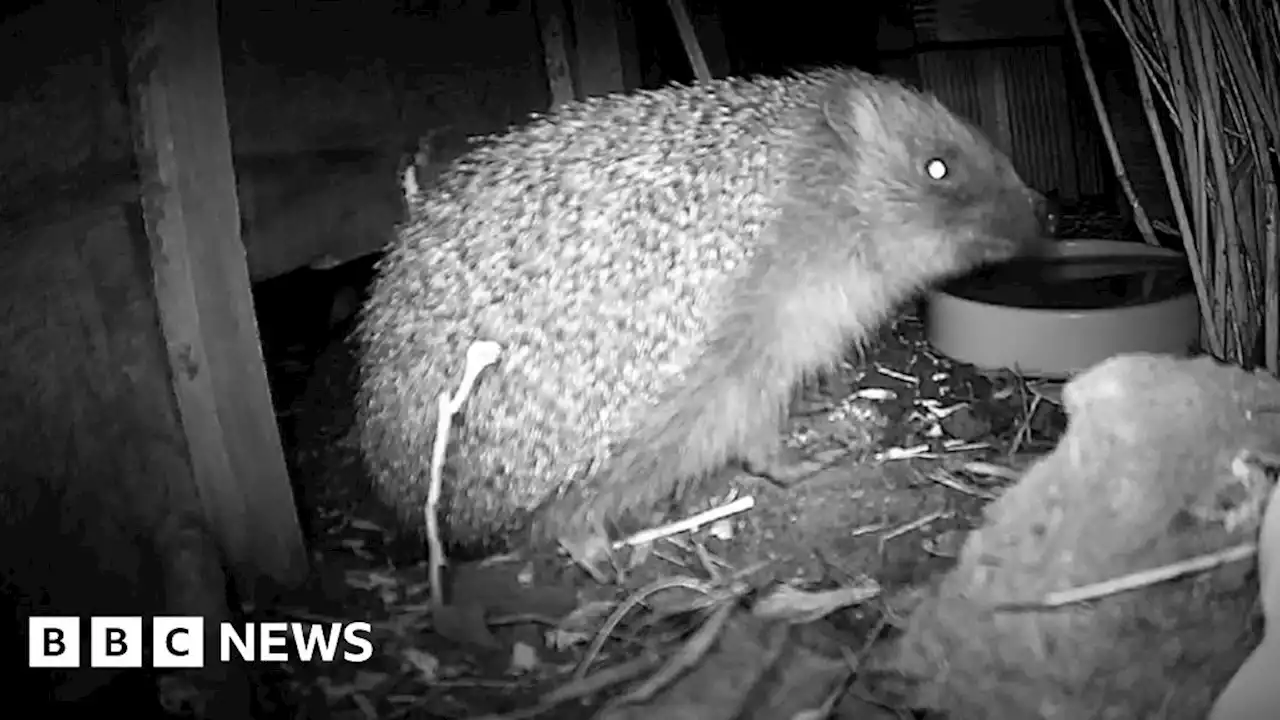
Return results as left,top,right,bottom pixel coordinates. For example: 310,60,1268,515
548,352,791,542
740,443,836,488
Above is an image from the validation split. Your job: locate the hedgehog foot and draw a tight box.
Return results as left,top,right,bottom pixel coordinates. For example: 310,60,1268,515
740,444,834,488
530,483,619,564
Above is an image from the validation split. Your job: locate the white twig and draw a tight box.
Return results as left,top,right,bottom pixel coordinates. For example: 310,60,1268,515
427,341,502,608
995,542,1258,611
614,496,755,550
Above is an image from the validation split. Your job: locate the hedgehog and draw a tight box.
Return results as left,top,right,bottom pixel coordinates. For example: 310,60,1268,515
355,66,1049,553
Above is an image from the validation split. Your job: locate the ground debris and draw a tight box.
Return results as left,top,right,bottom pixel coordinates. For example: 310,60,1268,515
269,309,1061,719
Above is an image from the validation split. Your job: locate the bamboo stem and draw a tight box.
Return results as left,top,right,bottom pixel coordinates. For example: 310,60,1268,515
1266,183,1278,373
1065,0,1160,248
1084,0,1278,369
1194,2,1246,363
1203,0,1280,142
1128,0,1222,354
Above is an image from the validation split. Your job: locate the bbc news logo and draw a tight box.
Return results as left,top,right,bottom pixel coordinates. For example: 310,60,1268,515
29,617,374,668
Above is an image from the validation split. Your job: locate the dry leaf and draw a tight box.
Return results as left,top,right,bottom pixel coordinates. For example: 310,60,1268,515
401,648,440,682
752,582,881,623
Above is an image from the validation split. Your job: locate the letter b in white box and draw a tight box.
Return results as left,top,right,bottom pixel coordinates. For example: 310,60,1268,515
154,617,205,668
90,617,142,668
28,617,80,668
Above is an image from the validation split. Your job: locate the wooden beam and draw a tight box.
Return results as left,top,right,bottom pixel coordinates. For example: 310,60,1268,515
567,0,626,97
613,0,643,90
688,0,730,78
124,0,308,596
533,0,577,107
664,0,712,82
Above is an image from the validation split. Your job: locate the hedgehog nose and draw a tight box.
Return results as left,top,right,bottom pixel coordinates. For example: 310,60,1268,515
1032,192,1053,236
1024,191,1054,255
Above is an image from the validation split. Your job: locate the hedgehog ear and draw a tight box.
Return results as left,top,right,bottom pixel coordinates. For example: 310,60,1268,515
821,81,880,156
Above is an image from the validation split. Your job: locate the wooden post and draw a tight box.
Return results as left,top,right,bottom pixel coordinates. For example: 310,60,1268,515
1044,45,1081,200
688,0,730,78
533,0,577,107
567,0,626,97
613,0,643,90
124,0,308,596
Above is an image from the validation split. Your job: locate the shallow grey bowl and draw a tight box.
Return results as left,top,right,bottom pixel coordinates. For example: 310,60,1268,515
925,239,1201,379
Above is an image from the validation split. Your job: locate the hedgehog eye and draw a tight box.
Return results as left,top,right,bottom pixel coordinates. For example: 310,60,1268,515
925,157,949,181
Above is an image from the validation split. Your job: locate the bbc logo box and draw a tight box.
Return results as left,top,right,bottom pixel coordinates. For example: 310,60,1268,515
28,617,82,668
29,617,206,668
31,617,374,667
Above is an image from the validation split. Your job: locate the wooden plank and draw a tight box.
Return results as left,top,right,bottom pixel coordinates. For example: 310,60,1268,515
533,0,577,107
568,0,626,97
688,0,730,78
124,0,308,595
1043,45,1081,199
915,0,1067,43
613,0,643,90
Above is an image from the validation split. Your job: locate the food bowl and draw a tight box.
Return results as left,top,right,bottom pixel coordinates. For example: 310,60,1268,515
925,239,1201,379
